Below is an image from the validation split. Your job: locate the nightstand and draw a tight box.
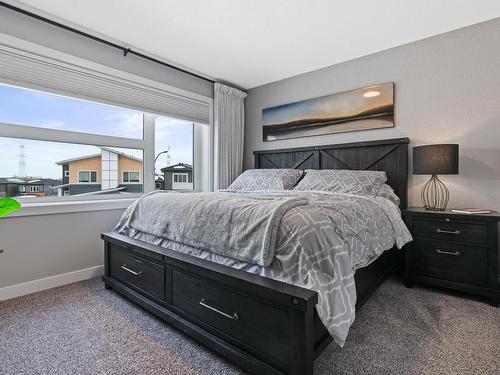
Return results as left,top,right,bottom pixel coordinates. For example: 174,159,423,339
403,208,500,306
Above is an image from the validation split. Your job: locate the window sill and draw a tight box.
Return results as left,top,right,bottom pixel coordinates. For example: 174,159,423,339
3,198,137,218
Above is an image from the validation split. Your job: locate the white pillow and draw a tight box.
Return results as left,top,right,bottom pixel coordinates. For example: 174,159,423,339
228,169,303,191
293,169,387,196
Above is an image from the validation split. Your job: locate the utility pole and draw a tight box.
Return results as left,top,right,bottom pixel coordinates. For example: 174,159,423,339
17,144,26,178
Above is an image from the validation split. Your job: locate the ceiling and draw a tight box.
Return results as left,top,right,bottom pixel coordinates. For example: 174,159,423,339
8,0,500,89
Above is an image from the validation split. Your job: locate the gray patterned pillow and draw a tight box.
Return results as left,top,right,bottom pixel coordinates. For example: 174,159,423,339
228,169,303,191
293,169,387,196
377,183,400,205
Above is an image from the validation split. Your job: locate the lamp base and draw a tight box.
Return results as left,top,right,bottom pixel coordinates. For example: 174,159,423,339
421,174,449,211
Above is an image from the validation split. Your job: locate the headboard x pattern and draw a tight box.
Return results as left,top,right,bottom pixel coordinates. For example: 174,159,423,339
253,138,410,209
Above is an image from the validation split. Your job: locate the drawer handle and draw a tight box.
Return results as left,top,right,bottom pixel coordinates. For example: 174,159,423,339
435,228,461,235
436,249,461,256
121,264,142,276
199,298,239,320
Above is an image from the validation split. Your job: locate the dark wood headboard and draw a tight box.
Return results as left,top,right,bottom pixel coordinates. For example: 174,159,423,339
253,137,410,209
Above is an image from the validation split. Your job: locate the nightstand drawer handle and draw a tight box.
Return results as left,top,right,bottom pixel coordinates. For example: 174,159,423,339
435,228,461,235
436,249,461,256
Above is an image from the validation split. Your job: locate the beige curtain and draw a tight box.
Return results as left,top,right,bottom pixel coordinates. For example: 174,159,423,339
214,82,247,189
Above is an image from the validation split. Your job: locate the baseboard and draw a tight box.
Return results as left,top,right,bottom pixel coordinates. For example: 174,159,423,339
0,265,104,301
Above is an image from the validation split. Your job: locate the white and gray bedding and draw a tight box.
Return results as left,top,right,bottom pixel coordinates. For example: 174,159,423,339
114,188,411,347
125,191,307,266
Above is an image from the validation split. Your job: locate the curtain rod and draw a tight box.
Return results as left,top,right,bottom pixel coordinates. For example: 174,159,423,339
0,2,215,84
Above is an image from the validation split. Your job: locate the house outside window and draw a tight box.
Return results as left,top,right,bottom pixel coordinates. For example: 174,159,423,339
64,170,70,177
161,163,193,191
78,170,98,183
123,171,141,183
29,185,40,192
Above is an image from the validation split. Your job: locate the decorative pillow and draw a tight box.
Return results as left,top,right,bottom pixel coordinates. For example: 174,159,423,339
293,169,387,196
228,169,303,191
377,183,401,206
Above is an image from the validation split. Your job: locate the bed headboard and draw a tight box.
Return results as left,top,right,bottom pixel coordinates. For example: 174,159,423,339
253,137,410,209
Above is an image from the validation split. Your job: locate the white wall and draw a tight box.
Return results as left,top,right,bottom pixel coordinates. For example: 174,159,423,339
0,208,125,299
244,17,500,211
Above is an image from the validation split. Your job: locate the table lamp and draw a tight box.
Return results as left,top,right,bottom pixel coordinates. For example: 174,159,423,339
413,144,459,211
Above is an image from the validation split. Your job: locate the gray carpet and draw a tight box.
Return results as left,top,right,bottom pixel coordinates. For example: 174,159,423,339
1,276,498,375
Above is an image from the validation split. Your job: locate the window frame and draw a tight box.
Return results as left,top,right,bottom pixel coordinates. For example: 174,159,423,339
122,170,141,184
77,170,98,184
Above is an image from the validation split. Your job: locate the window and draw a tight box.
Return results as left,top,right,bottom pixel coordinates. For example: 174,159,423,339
0,39,213,205
123,171,140,183
78,170,98,183
0,80,210,203
173,173,188,183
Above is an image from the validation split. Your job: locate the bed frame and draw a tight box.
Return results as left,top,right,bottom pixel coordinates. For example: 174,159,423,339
102,137,409,374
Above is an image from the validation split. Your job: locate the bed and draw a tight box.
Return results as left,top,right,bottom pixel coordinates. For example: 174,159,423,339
102,137,410,374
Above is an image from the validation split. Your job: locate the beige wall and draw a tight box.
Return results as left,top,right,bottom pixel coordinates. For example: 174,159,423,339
244,17,500,211
118,156,143,183
69,156,101,184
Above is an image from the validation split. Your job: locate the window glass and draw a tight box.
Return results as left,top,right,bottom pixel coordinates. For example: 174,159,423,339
173,173,188,183
0,137,143,198
0,83,143,139
123,171,140,183
78,171,98,183
155,115,193,191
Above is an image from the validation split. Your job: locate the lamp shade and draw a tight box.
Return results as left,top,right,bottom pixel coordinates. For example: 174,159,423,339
413,144,459,175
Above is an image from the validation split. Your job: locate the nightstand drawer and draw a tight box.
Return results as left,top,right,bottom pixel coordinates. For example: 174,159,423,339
413,240,488,286
413,219,487,245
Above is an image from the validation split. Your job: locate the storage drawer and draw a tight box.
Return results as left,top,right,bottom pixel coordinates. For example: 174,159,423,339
109,245,165,301
413,219,487,245
171,270,289,363
412,240,488,286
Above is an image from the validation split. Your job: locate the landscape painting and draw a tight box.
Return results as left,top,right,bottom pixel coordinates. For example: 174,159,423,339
262,82,394,142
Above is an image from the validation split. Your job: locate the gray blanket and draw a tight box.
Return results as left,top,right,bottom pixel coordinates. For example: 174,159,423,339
127,191,308,266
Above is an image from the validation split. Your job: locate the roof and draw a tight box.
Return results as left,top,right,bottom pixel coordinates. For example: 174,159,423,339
0,177,61,185
22,178,62,185
161,163,193,172
55,147,142,165
0,177,24,184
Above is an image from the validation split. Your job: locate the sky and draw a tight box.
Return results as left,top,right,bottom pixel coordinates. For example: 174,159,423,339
0,84,193,179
